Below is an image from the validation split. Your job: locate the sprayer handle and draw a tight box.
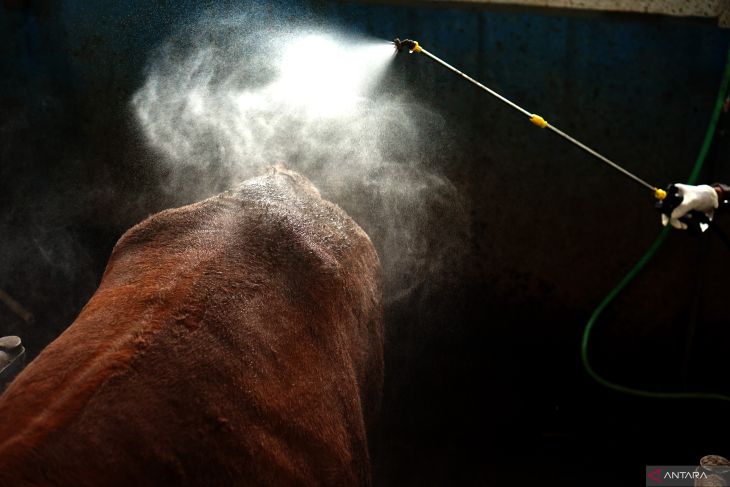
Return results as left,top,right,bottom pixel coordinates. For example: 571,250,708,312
680,210,711,233
655,184,711,233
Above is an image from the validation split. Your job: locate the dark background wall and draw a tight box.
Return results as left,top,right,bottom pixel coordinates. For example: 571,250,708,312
2,1,730,485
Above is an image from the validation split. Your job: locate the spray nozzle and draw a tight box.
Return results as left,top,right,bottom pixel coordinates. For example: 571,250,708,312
393,38,421,54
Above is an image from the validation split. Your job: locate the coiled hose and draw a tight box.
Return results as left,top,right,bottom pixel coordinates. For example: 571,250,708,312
581,45,730,402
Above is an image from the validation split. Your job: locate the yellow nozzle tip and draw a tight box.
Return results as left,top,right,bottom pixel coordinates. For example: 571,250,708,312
411,41,422,53
654,188,667,200
529,114,548,128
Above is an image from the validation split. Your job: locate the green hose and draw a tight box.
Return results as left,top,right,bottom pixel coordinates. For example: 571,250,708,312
581,44,730,402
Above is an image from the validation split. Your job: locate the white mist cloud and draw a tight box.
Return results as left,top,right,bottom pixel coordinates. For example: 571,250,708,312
131,14,466,302
276,34,394,118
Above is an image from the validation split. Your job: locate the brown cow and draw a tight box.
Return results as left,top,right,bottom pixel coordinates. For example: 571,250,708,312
0,167,383,486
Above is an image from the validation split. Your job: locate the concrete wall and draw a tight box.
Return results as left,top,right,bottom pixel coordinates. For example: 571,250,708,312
417,0,725,18
380,0,730,26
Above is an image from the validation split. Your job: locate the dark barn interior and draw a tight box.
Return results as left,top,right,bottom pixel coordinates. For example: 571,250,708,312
2,0,730,485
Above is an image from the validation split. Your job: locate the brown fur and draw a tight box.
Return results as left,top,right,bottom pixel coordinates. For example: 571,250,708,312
0,168,383,486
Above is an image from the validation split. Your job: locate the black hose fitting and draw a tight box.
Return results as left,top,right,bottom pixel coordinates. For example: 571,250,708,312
393,38,418,53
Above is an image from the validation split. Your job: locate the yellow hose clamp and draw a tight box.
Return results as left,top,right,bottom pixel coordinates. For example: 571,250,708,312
411,41,422,53
654,188,667,200
530,114,548,128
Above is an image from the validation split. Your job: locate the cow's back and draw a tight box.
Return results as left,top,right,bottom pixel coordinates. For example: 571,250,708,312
0,168,383,486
